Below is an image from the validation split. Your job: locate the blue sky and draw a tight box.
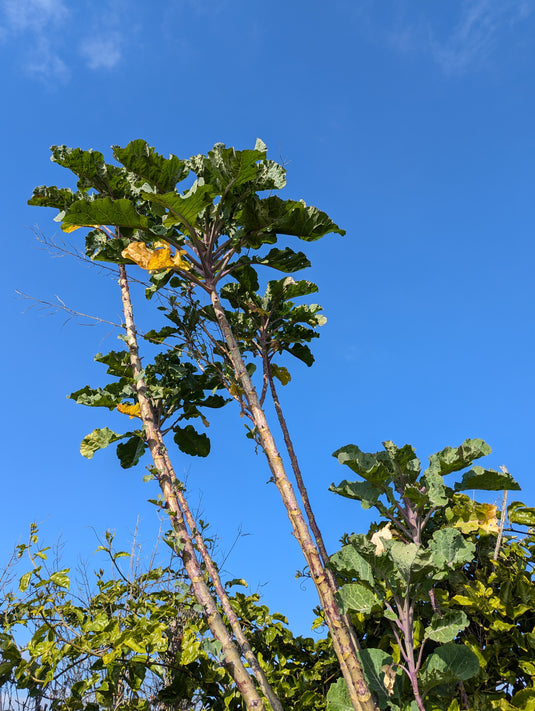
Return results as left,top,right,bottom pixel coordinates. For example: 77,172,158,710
2,0,535,635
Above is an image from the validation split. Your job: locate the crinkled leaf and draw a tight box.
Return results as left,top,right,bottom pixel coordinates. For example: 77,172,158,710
187,141,286,195
143,185,217,230
28,185,80,210
455,465,521,492
68,385,118,409
420,643,479,692
331,545,375,585
240,195,345,245
270,364,291,385
337,583,380,614
329,478,384,510
112,140,189,192
116,435,146,469
288,343,314,366
428,528,475,574
250,247,311,272
426,439,491,478
80,428,125,459
424,610,469,643
173,425,210,457
508,502,535,526
62,197,150,231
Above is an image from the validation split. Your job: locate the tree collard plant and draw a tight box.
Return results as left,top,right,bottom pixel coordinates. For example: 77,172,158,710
327,437,533,711
29,140,376,710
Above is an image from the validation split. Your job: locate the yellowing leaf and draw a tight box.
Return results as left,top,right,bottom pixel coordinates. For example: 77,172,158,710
271,364,292,386
122,241,191,272
61,223,100,233
382,664,396,696
121,241,153,269
371,523,392,555
117,402,141,419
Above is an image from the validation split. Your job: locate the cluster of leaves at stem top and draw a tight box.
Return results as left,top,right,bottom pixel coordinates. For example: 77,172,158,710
326,437,535,711
29,138,339,461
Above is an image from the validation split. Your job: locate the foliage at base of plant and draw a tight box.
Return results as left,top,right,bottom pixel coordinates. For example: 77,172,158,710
327,438,535,710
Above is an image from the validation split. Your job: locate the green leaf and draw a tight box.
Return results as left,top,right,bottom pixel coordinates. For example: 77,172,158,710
420,643,480,692
250,247,311,272
241,195,345,245
330,544,375,586
427,528,475,573
326,678,352,711
187,141,286,195
112,140,189,192
455,465,521,492
173,425,210,457
116,435,146,469
288,343,315,366
62,197,150,231
424,611,469,643
19,572,32,593
337,583,380,614
511,689,535,709
329,478,383,510
68,385,118,409
28,185,80,209
144,183,217,230
508,502,535,526
50,572,70,590
388,542,419,582
426,439,491,477
80,428,124,459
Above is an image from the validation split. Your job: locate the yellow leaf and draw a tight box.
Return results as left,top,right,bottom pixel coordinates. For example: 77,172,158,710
271,364,292,386
117,402,141,419
121,241,191,272
61,223,100,233
121,242,153,269
382,664,396,696
371,523,392,555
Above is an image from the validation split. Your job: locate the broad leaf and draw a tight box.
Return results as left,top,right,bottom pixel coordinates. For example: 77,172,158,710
427,528,475,573
62,197,150,231
330,544,375,585
80,428,125,459
424,610,469,643
112,140,189,192
426,439,491,478
337,583,380,614
455,465,520,492
143,184,217,230
420,643,479,692
508,501,535,526
240,195,345,245
173,425,210,457
116,435,146,469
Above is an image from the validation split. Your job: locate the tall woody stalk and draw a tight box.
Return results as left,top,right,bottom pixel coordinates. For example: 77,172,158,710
264,360,362,653
208,289,377,711
118,263,279,711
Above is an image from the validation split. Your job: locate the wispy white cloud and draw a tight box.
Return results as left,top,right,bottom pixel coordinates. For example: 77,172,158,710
2,0,67,34
385,0,534,75
0,0,69,81
79,33,122,70
430,0,533,74
25,35,69,82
